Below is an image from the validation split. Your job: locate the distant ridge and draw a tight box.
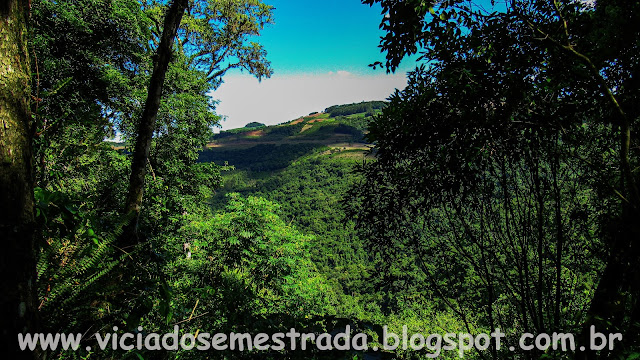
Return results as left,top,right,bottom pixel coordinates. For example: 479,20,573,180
209,100,385,146
199,101,382,170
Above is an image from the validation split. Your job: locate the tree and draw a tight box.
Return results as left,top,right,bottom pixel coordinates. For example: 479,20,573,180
122,0,273,245
0,0,39,358
174,0,273,87
30,0,147,188
123,0,189,245
354,0,640,357
152,194,338,359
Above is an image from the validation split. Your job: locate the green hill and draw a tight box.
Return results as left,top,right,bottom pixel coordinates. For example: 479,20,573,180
197,104,382,314
199,101,382,170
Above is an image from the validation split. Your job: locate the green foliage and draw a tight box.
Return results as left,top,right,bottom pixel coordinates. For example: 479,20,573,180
30,0,148,186
209,142,479,359
156,194,340,358
200,143,320,171
216,152,372,289
245,122,266,128
267,122,306,137
353,0,640,356
34,186,134,334
174,0,274,86
334,124,364,141
213,150,376,310
325,101,386,117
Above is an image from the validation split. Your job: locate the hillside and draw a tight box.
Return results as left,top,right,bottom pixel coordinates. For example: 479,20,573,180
197,102,386,318
198,101,381,171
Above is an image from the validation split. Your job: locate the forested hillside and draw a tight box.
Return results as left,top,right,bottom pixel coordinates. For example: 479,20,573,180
201,113,466,359
1,0,639,359
204,112,377,302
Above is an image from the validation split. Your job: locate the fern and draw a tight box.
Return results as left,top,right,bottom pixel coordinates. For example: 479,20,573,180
38,215,132,310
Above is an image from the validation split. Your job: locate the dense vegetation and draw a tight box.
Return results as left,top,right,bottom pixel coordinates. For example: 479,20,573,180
352,0,640,359
1,0,639,359
209,144,466,359
200,143,319,171
325,101,386,117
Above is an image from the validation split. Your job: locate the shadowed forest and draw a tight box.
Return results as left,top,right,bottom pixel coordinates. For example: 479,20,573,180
1,0,640,359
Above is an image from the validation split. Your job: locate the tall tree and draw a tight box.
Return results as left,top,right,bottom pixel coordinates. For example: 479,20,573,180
122,0,273,245
355,0,640,357
122,0,189,245
0,0,39,358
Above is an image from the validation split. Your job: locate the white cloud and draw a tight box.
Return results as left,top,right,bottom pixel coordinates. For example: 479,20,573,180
209,71,407,131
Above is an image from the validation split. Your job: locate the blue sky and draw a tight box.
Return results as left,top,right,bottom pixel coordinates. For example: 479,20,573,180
254,0,415,75
211,0,417,130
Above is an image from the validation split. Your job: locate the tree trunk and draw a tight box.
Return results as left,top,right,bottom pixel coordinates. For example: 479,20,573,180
576,207,639,360
0,0,40,358
121,0,188,246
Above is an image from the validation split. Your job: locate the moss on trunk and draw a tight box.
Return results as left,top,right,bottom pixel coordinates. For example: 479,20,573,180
0,0,40,358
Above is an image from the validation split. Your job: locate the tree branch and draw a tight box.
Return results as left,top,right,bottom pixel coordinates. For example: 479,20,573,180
522,15,639,208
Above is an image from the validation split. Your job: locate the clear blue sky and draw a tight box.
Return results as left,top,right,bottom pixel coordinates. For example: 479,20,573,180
255,0,416,75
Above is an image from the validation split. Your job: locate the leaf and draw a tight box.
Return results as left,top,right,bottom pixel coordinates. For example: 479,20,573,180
239,230,254,239
41,77,73,97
